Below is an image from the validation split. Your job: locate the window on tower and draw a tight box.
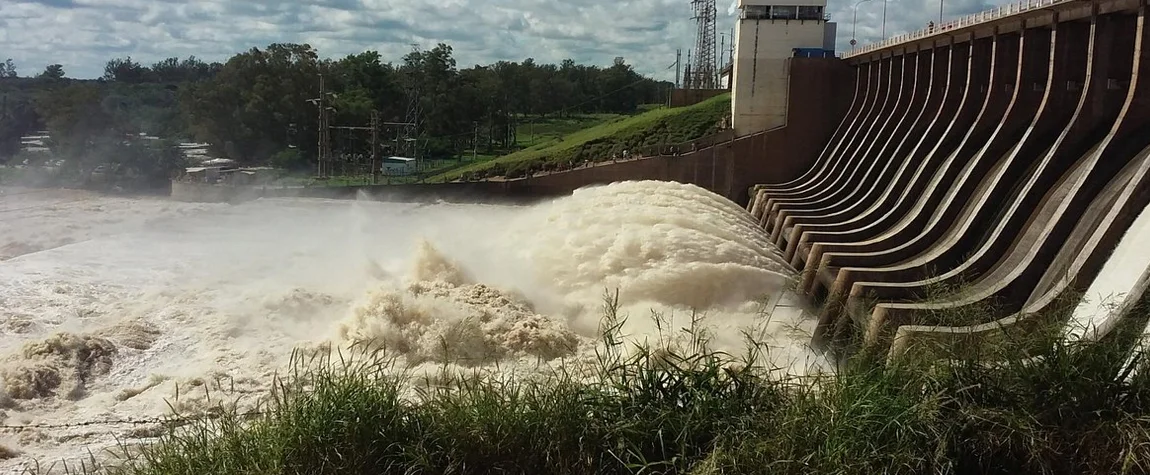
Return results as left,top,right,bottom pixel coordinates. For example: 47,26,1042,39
741,4,823,21
797,6,824,20
742,5,769,19
770,5,797,19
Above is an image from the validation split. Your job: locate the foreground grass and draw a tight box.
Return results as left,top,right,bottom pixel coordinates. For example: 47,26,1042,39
67,295,1150,475
436,95,730,182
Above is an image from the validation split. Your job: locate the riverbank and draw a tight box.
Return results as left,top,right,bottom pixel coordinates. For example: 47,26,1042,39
75,312,1150,475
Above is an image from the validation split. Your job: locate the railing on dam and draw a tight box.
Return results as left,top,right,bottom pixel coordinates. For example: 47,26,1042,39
847,0,1072,57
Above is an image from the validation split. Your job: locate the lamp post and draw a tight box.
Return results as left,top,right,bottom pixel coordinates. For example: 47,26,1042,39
881,0,888,39
852,0,875,50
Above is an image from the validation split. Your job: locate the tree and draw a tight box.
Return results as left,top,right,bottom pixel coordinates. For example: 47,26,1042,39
14,41,677,173
151,57,182,82
180,43,324,164
1,94,40,160
34,83,185,188
39,64,65,80
107,138,187,189
270,147,308,171
35,84,120,165
104,57,151,83
598,61,642,113
182,56,223,81
151,56,219,83
400,43,467,157
0,59,16,78
332,51,403,121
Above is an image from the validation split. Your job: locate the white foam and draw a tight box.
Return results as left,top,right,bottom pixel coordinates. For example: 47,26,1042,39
1069,202,1150,338
0,182,820,470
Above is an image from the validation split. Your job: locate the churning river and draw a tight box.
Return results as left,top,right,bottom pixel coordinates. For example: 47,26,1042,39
0,181,826,469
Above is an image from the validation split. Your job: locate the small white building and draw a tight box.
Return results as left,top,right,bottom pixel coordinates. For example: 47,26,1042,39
381,156,416,175
731,0,830,136
19,132,51,154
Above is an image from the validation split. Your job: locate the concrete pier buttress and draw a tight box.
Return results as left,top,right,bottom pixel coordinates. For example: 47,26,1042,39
762,65,874,200
801,36,992,270
791,46,953,297
749,67,863,218
776,50,920,259
844,20,1100,304
767,55,910,245
744,0,1150,355
861,9,1137,347
758,63,885,234
890,6,1150,356
830,16,1089,344
787,49,938,274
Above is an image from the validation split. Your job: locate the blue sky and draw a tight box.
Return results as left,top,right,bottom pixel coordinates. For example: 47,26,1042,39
0,0,1001,81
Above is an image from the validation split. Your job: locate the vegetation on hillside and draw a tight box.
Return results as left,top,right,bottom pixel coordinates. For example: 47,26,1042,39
1,47,673,187
442,93,731,182
39,292,1150,475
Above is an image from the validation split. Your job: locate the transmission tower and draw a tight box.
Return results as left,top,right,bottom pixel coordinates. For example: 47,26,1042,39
311,74,334,178
688,0,718,89
402,43,423,167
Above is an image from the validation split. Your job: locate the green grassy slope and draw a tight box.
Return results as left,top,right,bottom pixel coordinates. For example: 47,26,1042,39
438,94,730,181
515,113,624,147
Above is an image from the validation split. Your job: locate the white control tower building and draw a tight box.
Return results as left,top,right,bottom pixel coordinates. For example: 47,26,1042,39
731,0,831,136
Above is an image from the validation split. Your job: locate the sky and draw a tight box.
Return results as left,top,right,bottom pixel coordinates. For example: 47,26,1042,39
1,0,1003,81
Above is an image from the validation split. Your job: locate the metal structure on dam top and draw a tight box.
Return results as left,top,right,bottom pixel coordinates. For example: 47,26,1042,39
849,0,1076,57
747,0,1150,359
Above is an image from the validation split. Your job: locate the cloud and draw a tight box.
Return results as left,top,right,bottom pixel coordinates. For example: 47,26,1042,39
0,0,1012,81
0,0,718,80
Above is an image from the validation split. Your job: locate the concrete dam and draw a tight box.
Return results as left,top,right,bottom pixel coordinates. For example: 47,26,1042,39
744,0,1150,356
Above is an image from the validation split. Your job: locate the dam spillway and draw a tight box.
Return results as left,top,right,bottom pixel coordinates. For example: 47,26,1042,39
746,0,1150,356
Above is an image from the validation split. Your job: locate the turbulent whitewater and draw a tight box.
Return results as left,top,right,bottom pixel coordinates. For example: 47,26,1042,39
0,181,821,468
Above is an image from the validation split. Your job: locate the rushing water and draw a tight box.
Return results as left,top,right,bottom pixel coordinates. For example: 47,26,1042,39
1069,202,1150,339
0,181,824,468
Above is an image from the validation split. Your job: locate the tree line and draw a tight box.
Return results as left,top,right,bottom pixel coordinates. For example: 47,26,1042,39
1,44,672,184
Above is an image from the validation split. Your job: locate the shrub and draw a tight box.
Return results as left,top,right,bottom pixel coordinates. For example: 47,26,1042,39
269,148,309,171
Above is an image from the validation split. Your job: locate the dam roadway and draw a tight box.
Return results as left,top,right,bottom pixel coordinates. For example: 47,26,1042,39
748,0,1150,357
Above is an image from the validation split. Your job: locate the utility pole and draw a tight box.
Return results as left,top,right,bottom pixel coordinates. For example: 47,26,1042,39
675,49,682,89
719,33,726,75
852,0,875,51
472,121,478,161
882,0,888,39
716,35,722,88
728,28,735,90
684,49,693,88
370,110,380,184
314,74,333,178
